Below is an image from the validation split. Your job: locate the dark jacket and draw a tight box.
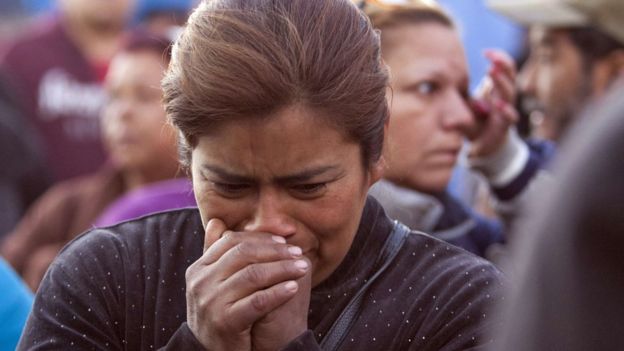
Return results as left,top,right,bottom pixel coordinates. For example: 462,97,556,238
18,197,504,350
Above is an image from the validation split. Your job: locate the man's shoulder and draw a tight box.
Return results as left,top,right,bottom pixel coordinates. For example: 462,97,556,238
1,20,59,61
0,18,82,82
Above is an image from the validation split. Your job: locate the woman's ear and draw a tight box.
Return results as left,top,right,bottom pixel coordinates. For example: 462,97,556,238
369,155,387,186
368,120,389,186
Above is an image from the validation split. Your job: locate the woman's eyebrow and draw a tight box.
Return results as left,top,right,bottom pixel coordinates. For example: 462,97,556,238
275,165,340,184
201,165,253,183
201,164,339,183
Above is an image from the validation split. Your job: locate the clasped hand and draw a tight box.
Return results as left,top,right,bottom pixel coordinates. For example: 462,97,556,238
185,218,312,351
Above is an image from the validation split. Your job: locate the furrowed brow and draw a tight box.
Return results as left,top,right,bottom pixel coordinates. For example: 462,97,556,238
201,164,340,184
276,165,340,184
201,165,254,183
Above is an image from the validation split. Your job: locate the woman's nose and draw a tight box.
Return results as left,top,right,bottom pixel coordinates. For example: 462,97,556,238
243,190,296,238
441,91,474,131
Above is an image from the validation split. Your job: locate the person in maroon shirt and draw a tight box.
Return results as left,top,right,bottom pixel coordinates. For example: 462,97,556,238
1,30,181,291
0,0,136,183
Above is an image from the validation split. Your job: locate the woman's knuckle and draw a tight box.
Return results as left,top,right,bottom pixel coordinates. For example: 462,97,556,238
186,278,197,294
244,264,264,285
234,241,253,257
185,265,196,281
251,292,269,312
221,230,238,243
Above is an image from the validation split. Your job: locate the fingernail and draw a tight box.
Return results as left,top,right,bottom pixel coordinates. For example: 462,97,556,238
288,246,302,256
272,235,286,243
473,100,491,114
496,99,506,110
485,49,500,61
285,281,298,292
294,259,308,270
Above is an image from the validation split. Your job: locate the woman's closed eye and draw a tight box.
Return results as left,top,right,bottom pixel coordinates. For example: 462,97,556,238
290,182,327,198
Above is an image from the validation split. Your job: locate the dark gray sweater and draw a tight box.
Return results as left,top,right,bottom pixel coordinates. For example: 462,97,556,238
18,197,504,350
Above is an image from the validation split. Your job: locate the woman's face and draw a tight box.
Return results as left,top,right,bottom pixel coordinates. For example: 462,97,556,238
191,105,382,286
102,49,178,174
382,23,474,193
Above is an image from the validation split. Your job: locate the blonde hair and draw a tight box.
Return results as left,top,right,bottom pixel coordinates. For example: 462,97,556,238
360,0,453,30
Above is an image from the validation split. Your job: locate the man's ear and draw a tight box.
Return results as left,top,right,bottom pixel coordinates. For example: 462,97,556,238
610,50,624,74
592,49,624,97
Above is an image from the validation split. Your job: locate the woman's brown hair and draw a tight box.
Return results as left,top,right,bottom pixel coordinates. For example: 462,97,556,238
359,0,454,55
162,0,389,170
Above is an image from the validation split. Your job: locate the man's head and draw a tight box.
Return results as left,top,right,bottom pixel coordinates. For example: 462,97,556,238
57,0,136,32
489,0,624,141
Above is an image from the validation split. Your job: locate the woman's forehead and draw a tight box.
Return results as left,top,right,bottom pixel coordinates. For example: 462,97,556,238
190,105,361,177
195,105,352,143
382,24,468,85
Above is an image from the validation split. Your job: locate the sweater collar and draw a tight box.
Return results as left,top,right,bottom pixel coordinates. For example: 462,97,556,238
312,196,394,295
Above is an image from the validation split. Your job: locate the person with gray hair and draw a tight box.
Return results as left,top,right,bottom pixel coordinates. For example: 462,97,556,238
489,0,624,141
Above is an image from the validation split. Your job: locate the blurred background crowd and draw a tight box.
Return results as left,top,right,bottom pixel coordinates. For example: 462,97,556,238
1,0,622,350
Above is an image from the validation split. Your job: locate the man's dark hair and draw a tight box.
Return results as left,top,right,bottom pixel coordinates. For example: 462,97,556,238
567,27,624,69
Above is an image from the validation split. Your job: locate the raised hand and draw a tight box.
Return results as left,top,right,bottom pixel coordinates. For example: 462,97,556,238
467,49,520,158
